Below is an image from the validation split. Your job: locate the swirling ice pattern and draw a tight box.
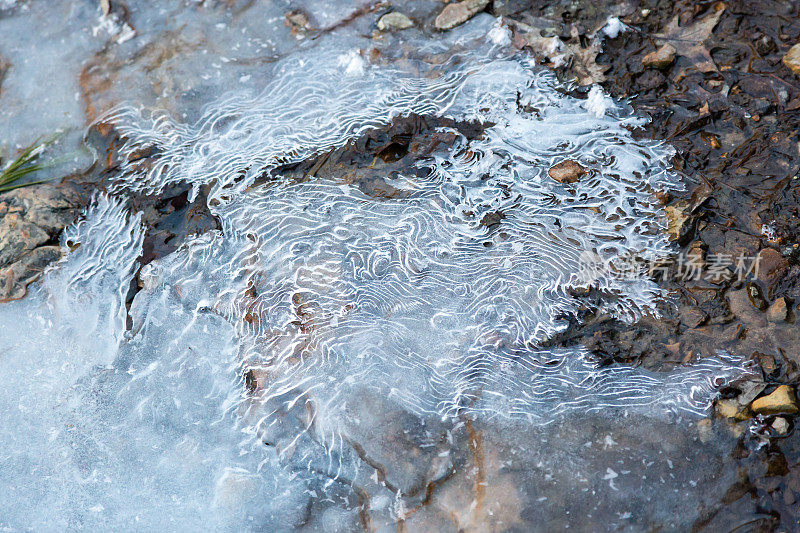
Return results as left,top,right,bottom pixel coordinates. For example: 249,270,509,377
100,28,754,483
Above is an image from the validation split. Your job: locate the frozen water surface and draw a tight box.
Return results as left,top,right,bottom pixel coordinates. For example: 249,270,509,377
0,6,752,532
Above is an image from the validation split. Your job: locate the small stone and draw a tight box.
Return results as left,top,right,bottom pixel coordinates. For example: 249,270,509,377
377,12,413,31
757,352,778,376
642,43,676,69
664,202,694,245
757,248,788,291
751,385,799,415
782,43,800,77
434,0,489,31
766,297,789,322
680,307,707,328
772,416,790,435
746,282,768,311
548,160,587,184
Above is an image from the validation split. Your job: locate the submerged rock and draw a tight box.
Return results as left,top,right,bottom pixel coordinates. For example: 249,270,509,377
285,10,311,36
435,0,489,31
0,184,81,301
377,12,413,31
715,399,751,421
757,248,788,294
547,159,587,183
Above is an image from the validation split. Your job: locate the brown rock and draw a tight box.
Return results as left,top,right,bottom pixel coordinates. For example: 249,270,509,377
680,307,707,328
435,0,489,31
726,288,767,328
0,246,63,300
715,399,750,420
377,12,413,31
766,297,789,323
782,43,800,77
0,184,81,301
756,248,788,290
548,160,587,184
642,44,676,69
751,385,799,415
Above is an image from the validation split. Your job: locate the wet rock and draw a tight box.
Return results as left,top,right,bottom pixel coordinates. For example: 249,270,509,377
766,297,789,323
435,0,489,31
772,416,790,435
727,288,767,327
642,44,676,69
491,0,529,17
756,248,788,293
0,184,81,301
688,182,713,213
665,202,694,245
548,159,587,184
715,399,751,420
680,306,708,328
751,385,799,415
746,282,768,311
782,43,800,77
377,12,413,31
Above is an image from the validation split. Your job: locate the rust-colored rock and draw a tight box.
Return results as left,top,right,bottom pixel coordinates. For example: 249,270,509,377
548,160,587,184
756,247,788,291
642,44,676,69
285,10,311,36
766,297,789,323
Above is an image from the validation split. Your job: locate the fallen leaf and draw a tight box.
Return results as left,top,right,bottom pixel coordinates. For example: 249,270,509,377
655,2,725,75
511,21,607,85
567,27,607,85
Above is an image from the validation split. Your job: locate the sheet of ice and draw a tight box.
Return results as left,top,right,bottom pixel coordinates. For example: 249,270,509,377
0,13,753,532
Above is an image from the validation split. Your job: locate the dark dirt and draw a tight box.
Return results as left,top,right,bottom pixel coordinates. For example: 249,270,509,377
498,0,800,529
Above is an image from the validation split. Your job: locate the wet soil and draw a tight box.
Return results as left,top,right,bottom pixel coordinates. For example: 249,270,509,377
499,0,800,529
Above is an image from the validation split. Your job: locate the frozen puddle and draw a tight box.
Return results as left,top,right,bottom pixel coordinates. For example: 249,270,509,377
0,16,749,532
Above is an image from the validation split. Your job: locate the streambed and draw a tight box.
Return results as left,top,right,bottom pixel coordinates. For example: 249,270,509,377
0,1,795,531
